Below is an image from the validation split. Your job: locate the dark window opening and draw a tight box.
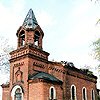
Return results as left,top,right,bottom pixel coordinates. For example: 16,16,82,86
92,90,94,100
15,88,22,100
34,31,40,46
51,88,54,99
20,30,25,46
83,88,86,100
72,86,75,100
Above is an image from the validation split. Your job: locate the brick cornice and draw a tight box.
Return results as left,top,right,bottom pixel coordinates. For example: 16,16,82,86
9,44,49,63
1,83,10,88
10,44,49,56
66,68,97,83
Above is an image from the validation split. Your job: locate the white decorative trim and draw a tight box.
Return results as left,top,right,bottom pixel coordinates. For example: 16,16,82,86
11,85,23,100
49,86,56,99
70,84,77,100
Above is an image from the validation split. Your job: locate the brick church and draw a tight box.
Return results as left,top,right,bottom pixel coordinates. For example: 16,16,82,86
1,9,97,100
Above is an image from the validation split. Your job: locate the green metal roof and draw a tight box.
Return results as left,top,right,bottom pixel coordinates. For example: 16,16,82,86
29,72,62,83
22,9,38,29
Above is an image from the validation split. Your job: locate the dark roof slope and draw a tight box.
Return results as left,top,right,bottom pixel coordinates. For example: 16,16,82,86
28,72,62,84
22,9,38,29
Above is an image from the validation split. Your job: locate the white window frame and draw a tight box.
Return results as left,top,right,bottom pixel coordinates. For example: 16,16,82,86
71,84,77,100
49,86,56,100
11,85,23,100
82,87,87,100
91,89,95,100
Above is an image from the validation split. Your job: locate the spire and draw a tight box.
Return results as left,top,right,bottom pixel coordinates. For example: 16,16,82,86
22,9,38,29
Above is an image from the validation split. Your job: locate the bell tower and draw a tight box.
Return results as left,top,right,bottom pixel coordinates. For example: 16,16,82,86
9,9,49,100
17,9,43,49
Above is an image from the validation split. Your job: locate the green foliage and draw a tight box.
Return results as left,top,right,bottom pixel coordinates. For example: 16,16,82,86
93,38,100,61
80,68,94,76
97,95,100,100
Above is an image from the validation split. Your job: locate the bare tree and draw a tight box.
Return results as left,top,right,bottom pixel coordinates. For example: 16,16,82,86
0,36,14,73
91,0,100,3
93,38,100,61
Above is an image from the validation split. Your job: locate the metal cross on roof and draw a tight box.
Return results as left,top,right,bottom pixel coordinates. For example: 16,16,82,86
22,9,38,29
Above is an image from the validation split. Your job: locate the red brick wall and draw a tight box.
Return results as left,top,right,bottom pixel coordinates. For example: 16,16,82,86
47,62,97,100
65,71,96,100
2,87,9,100
9,57,29,100
43,82,63,100
48,63,64,81
28,57,48,75
8,56,97,100
29,80,63,100
29,81,44,100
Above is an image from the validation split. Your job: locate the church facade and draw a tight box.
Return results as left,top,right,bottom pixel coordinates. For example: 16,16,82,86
1,9,97,100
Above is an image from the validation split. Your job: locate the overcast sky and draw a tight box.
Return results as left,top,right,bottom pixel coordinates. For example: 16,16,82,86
0,0,100,97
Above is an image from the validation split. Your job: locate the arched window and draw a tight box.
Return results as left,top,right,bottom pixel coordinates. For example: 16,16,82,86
91,89,95,100
34,31,40,46
49,86,56,100
71,85,77,100
15,88,22,100
19,30,25,46
82,87,87,100
11,85,23,100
